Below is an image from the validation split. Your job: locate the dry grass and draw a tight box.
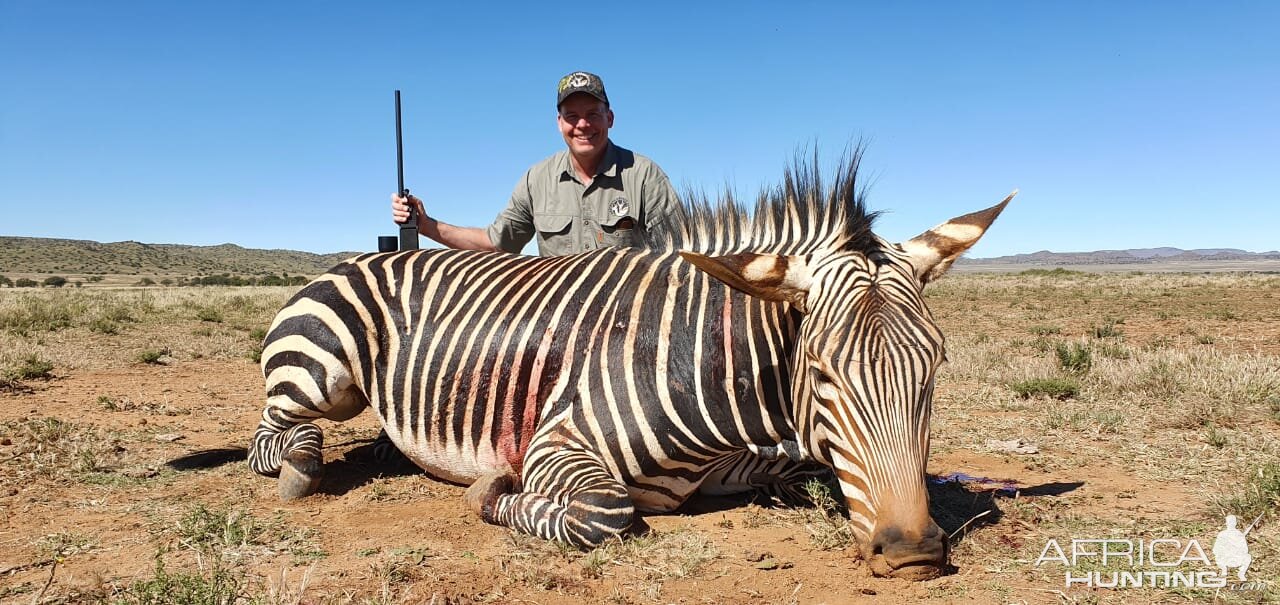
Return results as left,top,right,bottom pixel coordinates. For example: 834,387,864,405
0,287,293,373
0,417,129,486
1,273,1278,604
927,272,1280,603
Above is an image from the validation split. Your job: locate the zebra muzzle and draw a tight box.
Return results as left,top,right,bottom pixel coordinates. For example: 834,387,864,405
864,520,949,580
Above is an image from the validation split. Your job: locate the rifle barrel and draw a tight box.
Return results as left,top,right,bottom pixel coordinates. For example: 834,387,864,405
395,90,419,250
395,90,405,196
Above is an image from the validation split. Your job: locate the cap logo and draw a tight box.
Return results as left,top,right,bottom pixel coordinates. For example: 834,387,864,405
557,71,608,106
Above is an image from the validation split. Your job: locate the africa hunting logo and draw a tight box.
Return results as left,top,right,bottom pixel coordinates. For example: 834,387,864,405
1034,514,1270,591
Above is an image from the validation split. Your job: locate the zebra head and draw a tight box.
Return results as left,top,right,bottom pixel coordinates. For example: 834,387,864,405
681,193,1013,580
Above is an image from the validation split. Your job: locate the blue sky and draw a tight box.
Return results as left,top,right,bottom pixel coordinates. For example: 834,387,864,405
2,2,1277,258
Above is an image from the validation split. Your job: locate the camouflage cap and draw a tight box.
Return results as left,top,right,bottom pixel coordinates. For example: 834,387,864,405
556,71,609,108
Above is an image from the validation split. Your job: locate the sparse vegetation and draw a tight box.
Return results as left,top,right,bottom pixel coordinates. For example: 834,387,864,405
1091,317,1124,338
797,478,856,550
1017,268,1088,277
1214,462,1280,524
3,353,54,382
137,348,169,364
195,306,224,323
1054,341,1092,374
0,417,124,483
0,271,1278,603
0,235,351,277
111,553,248,605
174,504,268,555
1010,376,1080,399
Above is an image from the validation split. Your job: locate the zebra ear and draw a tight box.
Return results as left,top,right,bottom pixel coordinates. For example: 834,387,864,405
899,191,1016,284
679,251,812,310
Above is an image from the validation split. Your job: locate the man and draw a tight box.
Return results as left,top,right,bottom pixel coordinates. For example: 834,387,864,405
392,71,679,256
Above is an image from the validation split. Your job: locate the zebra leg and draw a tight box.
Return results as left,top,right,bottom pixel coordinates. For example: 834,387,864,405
249,379,366,500
700,450,832,506
371,429,408,463
477,449,634,549
248,395,327,500
463,471,520,520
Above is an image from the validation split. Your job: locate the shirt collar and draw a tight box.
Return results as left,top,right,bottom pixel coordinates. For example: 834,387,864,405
559,141,619,182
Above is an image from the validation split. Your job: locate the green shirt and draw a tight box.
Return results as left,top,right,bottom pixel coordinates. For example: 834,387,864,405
486,142,679,256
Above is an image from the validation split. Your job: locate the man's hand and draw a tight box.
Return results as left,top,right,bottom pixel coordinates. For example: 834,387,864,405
388,194,499,252
391,193,425,225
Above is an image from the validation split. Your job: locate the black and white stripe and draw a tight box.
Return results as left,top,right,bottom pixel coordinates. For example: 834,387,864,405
249,151,1012,577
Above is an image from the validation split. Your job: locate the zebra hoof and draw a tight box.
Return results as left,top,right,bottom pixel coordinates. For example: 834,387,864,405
464,472,517,523
278,452,323,500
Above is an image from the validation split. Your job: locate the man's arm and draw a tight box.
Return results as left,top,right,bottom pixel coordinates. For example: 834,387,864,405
642,162,681,229
391,193,499,251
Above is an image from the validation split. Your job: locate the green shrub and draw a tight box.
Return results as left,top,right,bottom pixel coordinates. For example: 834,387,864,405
0,296,78,334
42,275,67,288
113,554,246,605
137,349,169,365
1215,462,1280,523
3,355,55,381
1029,325,1061,336
90,318,121,335
1091,319,1123,339
1054,342,1092,374
176,504,266,552
1011,377,1080,400
195,307,223,323
14,278,37,287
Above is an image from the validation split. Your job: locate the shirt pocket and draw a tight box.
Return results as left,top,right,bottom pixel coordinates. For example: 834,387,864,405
533,214,575,257
599,214,641,248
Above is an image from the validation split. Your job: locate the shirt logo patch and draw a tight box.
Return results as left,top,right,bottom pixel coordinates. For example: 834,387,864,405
610,197,630,217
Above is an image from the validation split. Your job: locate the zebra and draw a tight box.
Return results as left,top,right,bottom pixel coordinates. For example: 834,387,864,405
249,152,1012,580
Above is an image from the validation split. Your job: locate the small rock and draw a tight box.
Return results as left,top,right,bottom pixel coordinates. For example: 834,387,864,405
153,433,184,443
0,437,11,446
744,551,772,563
861,588,877,596
754,558,780,570
986,438,1039,455
138,418,148,426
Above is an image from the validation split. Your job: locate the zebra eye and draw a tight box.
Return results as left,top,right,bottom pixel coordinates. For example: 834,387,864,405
809,368,841,402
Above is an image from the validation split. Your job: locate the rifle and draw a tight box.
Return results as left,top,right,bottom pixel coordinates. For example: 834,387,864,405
379,90,419,252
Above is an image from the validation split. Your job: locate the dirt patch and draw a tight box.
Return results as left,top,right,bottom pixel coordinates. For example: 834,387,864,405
2,275,1278,604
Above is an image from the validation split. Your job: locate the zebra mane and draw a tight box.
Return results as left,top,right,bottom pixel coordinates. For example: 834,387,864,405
648,148,880,256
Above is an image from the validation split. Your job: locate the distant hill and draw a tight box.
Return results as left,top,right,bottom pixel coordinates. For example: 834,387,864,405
4,236,1278,280
963,247,1280,265
0,236,360,277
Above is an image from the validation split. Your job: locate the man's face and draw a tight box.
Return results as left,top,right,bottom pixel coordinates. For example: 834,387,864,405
557,93,613,159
